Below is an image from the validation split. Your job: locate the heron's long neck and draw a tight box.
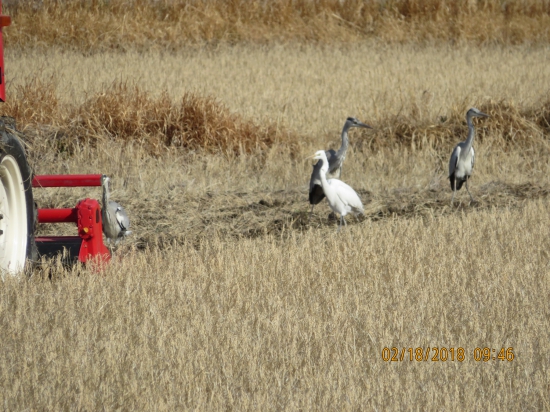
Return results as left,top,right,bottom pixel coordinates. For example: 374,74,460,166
102,185,111,221
319,160,336,197
336,124,350,158
103,185,110,204
464,115,475,152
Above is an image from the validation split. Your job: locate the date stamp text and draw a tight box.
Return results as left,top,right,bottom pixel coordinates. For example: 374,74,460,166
381,347,515,362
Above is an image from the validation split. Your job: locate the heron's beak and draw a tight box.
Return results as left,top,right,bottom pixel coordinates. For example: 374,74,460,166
360,122,374,129
478,112,490,118
304,154,317,161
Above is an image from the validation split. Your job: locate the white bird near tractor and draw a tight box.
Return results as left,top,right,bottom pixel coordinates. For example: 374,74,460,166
309,150,364,232
100,175,131,247
448,107,490,206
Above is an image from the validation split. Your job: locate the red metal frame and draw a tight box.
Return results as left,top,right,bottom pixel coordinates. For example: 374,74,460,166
37,208,78,223
33,174,111,264
32,174,103,188
0,0,10,102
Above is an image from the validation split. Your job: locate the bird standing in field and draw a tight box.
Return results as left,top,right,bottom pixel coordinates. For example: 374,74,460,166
101,175,131,247
449,108,489,206
309,117,372,220
310,150,364,232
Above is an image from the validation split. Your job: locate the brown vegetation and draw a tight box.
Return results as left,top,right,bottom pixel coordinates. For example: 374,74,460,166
1,20,550,410
2,201,549,409
2,79,296,155
4,0,550,50
2,77,550,157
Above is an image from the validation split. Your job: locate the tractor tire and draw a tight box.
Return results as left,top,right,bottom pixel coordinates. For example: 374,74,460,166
0,119,36,275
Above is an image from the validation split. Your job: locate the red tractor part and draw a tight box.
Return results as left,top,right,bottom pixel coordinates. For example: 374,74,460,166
0,1,35,275
32,174,105,188
33,174,111,264
0,3,110,273
0,1,9,102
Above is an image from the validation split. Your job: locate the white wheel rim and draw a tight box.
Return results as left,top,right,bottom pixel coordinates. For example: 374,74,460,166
0,155,28,275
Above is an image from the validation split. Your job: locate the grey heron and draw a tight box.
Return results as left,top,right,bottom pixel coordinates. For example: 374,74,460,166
100,175,131,246
449,108,489,206
310,150,364,232
309,117,372,219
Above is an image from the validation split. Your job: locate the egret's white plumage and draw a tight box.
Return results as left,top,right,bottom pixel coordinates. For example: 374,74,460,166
312,150,364,231
449,108,489,206
101,175,131,246
309,117,372,219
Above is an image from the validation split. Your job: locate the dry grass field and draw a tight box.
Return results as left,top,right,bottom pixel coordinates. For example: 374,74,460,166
4,0,550,48
2,203,550,409
1,1,550,410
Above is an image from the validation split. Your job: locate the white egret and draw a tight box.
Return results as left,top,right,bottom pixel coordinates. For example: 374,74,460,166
100,175,131,246
449,108,489,206
309,117,372,219
311,150,364,232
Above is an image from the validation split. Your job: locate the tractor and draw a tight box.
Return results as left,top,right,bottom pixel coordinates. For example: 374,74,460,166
0,0,111,275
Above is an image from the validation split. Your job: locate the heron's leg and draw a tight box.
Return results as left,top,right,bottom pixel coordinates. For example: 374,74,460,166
451,179,456,207
308,205,314,222
465,178,474,202
337,216,343,233
343,216,347,226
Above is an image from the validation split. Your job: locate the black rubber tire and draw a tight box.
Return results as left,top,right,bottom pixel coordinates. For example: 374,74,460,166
0,119,37,272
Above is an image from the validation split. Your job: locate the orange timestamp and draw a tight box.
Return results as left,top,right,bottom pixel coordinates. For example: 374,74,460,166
381,347,515,362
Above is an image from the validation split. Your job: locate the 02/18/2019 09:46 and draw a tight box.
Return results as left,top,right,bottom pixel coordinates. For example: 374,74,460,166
381,347,515,362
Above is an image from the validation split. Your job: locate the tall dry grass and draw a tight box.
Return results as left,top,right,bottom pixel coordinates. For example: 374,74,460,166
3,45,550,157
6,45,550,135
4,0,550,49
4,77,550,157
3,79,295,155
1,32,550,410
1,201,549,409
